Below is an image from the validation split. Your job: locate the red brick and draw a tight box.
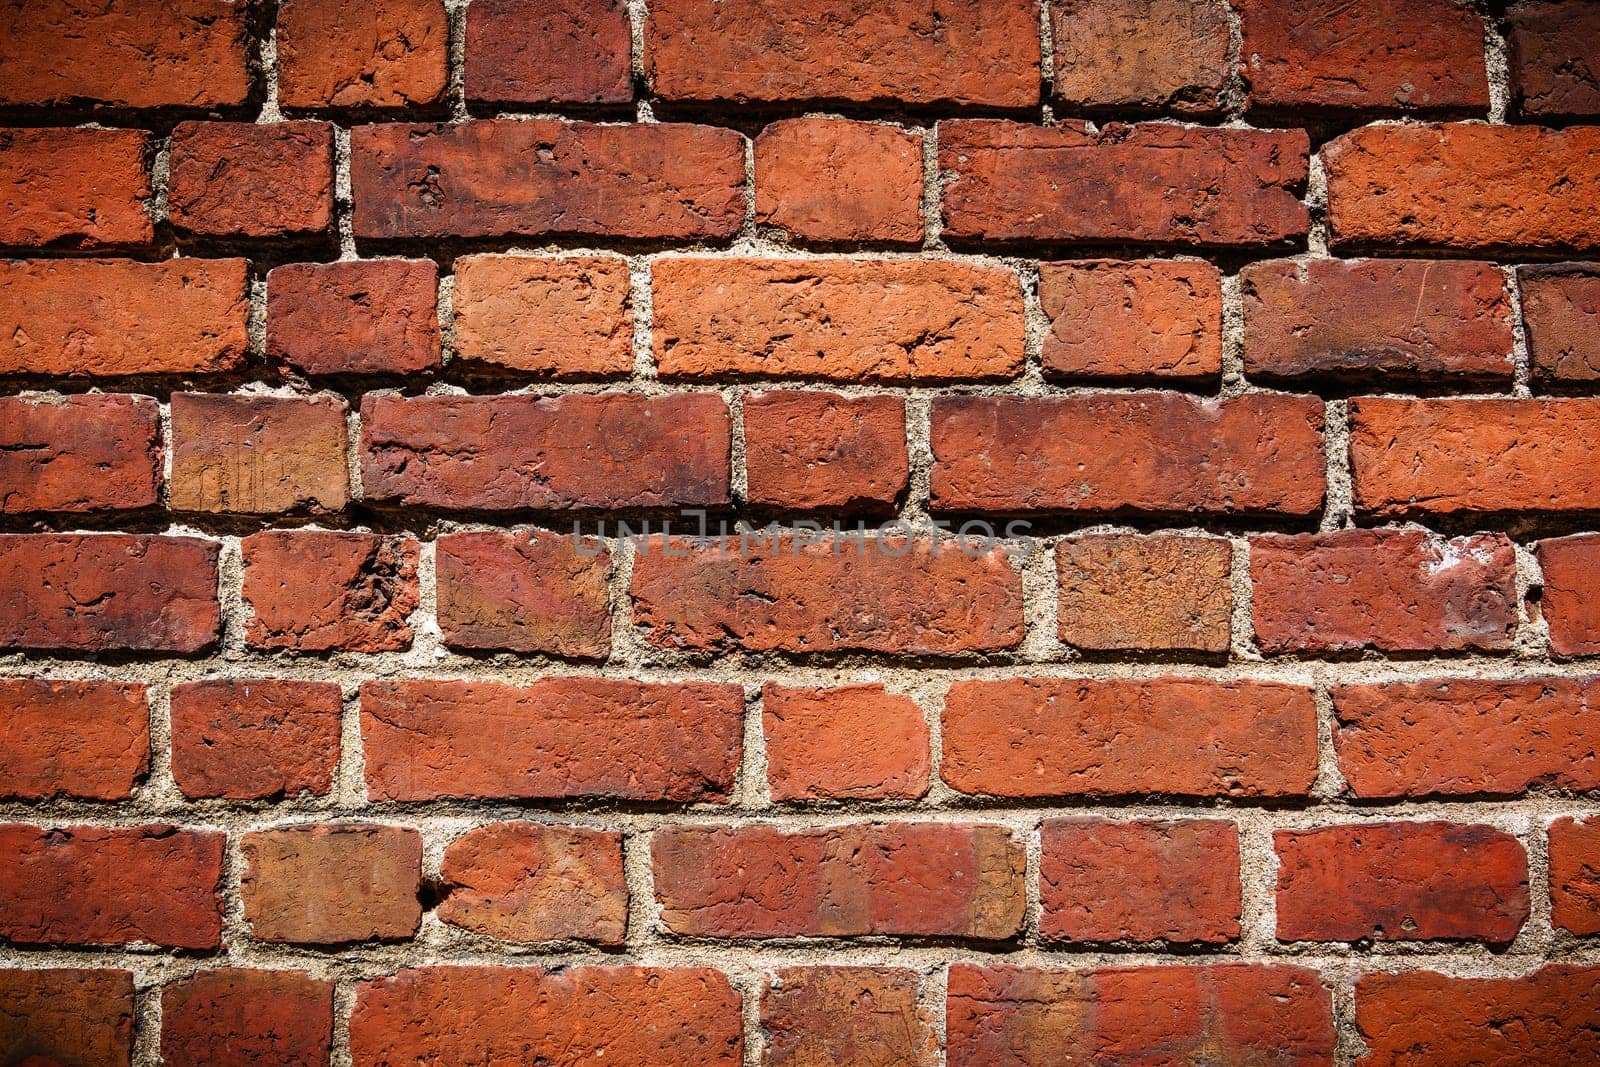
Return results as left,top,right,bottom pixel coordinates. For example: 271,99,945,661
947,963,1335,1066
652,822,1026,939
450,254,631,376
1251,529,1518,653
162,969,333,1067
763,683,930,802
0,257,248,376
0,968,134,1067
267,259,440,376
1039,259,1222,383
350,966,742,1066
464,0,631,106
360,392,731,510
360,677,744,802
754,119,923,244
170,393,349,515
242,824,422,944
241,531,419,652
0,534,219,653
762,967,937,1067
1324,123,1600,253
653,257,1024,382
930,393,1325,516
437,822,627,944
1538,533,1600,655
1549,816,1600,935
942,678,1318,799
352,120,744,240
0,394,161,513
1356,966,1600,1066
632,534,1023,655
1040,818,1241,945
167,121,334,239
277,0,448,109
170,679,342,800
940,120,1309,248
0,0,249,108
1349,397,1600,517
1508,0,1600,121
1241,257,1514,385
647,0,1039,107
1333,678,1600,797
0,823,224,948
743,391,909,510
1237,0,1488,113
1050,0,1229,113
0,679,148,801
1056,534,1233,653
1275,822,1528,943
436,530,611,658
0,127,152,249
1519,263,1600,385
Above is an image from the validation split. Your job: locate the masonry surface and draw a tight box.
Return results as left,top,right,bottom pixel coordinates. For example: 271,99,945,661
1,0,1600,1064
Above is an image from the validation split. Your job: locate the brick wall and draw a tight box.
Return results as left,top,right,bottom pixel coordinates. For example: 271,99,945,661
2,0,1599,1063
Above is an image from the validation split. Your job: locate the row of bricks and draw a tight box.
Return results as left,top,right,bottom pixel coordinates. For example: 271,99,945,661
7,674,1600,803
6,253,1600,385
2,0,1595,120
6,120,1600,251
8,960,1599,1066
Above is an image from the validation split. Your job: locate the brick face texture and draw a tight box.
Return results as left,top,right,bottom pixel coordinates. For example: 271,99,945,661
5,4,1599,1063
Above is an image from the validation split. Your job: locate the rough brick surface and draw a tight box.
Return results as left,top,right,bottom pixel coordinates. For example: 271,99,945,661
743,391,909,510
1056,534,1233,653
753,119,924,244
1050,0,1229,113
1507,0,1600,120
465,0,631,106
0,678,148,801
1549,817,1600,936
0,968,134,1067
267,259,441,376
1039,259,1223,382
762,968,937,1067
436,530,611,658
277,0,448,109
450,254,632,376
167,121,334,239
437,822,628,945
170,393,349,515
0,126,152,250
170,679,342,800
1537,533,1600,655
0,393,161,513
1519,263,1600,385
242,531,419,652
762,683,930,801
242,824,422,944
161,968,333,1067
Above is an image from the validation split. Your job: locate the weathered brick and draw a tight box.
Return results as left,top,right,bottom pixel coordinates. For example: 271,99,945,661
162,969,333,1067
1348,397,1600,517
930,393,1325,516
1508,0,1600,121
436,530,611,658
241,531,419,652
1334,678,1600,797
754,119,923,244
1050,0,1229,113
0,968,134,1067
465,0,631,106
743,391,908,510
940,121,1309,248
170,393,349,515
0,127,152,249
437,822,627,945
1241,257,1514,385
0,823,224,948
1537,533,1600,655
653,257,1024,382
0,0,249,108
763,683,930,802
652,822,1026,939
351,120,745,240
242,824,422,944
1251,529,1518,653
350,966,742,1066
0,393,161,513
0,534,219,653
1519,263,1600,386
647,0,1039,107
360,678,744,802
170,679,342,800
0,679,148,801
1324,123,1600,253
632,534,1023,655
762,968,937,1067
1056,534,1233,653
267,259,441,376
167,121,334,239
942,678,1318,799
450,254,631,376
1276,823,1528,943
0,257,248,377
947,963,1335,1066
277,0,448,108
1550,816,1600,936
1039,259,1222,383
360,392,731,510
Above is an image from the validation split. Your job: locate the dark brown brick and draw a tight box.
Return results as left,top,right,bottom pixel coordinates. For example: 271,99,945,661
465,0,631,106
1508,0,1600,121
0,968,134,1067
436,530,611,658
162,969,333,1067
1519,263,1600,386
